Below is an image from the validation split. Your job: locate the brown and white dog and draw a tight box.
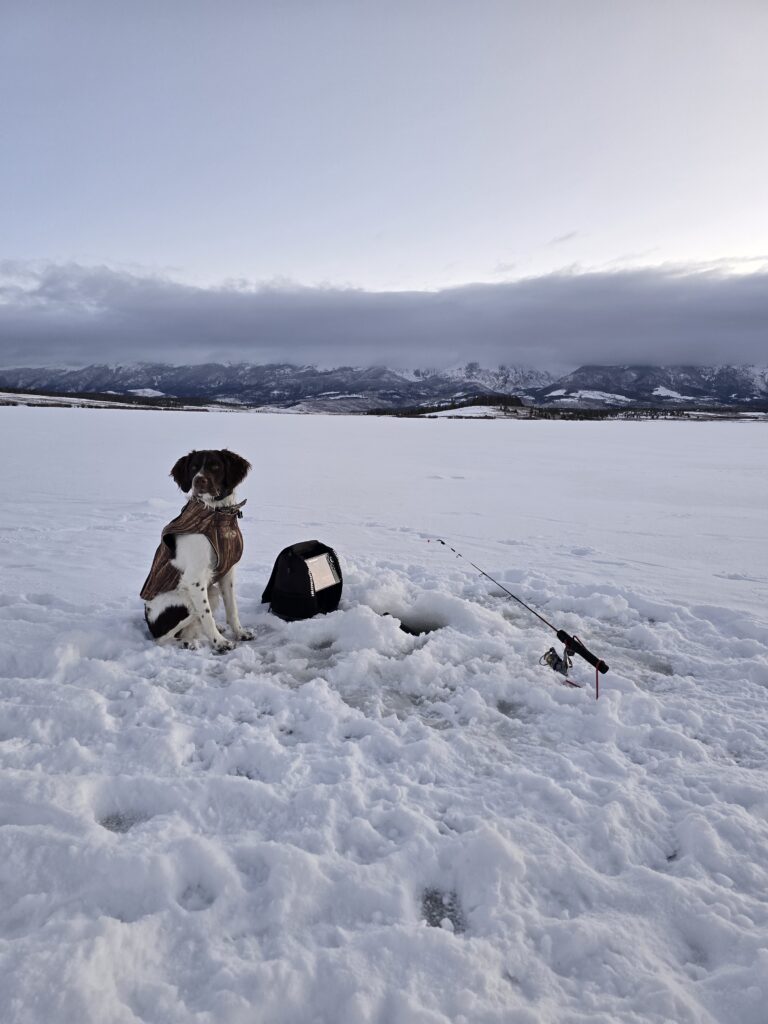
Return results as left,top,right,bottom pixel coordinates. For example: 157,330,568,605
141,449,252,652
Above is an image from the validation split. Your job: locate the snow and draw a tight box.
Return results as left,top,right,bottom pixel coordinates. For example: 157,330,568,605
565,390,628,404
1,407,768,1024
128,388,166,398
0,391,145,409
0,392,220,413
652,387,697,400
426,405,513,418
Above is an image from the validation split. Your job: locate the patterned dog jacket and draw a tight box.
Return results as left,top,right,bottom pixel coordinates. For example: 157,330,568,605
140,498,246,601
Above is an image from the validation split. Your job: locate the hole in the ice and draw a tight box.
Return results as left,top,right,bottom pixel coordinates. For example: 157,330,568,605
99,812,150,833
384,611,444,636
421,888,466,933
399,620,442,637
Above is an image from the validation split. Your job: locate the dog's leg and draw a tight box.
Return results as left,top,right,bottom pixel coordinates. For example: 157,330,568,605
179,578,234,652
207,584,222,616
177,620,204,648
219,568,253,640
156,613,195,645
172,534,234,652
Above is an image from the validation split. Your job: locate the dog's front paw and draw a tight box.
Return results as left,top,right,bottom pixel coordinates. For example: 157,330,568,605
233,627,254,641
212,637,236,655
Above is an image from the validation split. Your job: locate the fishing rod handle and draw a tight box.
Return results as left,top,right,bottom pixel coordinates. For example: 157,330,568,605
556,630,609,674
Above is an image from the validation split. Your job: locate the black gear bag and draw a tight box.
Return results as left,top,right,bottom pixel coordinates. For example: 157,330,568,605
261,540,343,621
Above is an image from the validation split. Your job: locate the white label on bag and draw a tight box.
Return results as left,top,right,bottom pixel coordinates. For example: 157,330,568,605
305,553,340,593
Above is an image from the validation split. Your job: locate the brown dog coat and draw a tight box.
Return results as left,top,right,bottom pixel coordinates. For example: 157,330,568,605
140,498,247,601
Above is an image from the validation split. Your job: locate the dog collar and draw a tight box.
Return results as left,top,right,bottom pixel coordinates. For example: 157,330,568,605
190,496,247,518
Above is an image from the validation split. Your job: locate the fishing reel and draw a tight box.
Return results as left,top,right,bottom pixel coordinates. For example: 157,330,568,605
539,643,574,677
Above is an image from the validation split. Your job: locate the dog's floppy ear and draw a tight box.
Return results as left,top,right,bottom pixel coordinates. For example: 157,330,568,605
222,449,251,492
170,452,195,493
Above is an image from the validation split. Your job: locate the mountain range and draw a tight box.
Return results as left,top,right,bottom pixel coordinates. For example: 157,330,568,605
534,364,768,409
1,362,767,411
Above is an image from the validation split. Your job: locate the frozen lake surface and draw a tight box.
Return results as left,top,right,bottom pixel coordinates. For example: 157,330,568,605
1,407,767,1024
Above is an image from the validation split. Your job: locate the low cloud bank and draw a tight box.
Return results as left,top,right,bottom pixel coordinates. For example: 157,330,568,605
1,261,767,368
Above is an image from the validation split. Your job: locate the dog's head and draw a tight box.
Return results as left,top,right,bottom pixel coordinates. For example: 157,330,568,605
170,449,251,500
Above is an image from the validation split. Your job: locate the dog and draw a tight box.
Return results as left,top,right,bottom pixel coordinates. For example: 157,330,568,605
141,449,253,652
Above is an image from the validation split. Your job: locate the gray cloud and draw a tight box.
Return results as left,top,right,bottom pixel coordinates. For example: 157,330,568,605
548,232,580,246
1,261,767,370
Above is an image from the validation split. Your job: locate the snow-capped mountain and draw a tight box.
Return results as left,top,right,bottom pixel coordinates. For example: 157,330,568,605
0,362,553,411
411,363,555,393
1,362,766,409
534,365,768,408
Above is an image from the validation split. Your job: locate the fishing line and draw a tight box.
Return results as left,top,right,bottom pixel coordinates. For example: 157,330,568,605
429,537,609,697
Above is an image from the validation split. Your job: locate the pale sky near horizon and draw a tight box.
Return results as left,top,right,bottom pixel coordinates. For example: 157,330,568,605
1,0,767,367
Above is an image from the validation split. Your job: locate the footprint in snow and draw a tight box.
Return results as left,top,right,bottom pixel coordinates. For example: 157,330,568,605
177,884,216,911
99,811,151,833
421,888,466,933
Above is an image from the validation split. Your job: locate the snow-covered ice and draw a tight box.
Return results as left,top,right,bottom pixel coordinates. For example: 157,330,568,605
1,407,767,1024
426,406,514,419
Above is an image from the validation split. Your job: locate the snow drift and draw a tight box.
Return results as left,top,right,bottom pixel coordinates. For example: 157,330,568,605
0,407,766,1024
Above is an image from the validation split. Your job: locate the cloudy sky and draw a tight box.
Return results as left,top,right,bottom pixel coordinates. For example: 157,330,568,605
1,0,766,368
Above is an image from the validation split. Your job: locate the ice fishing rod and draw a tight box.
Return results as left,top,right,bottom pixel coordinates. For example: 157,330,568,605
429,537,609,697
